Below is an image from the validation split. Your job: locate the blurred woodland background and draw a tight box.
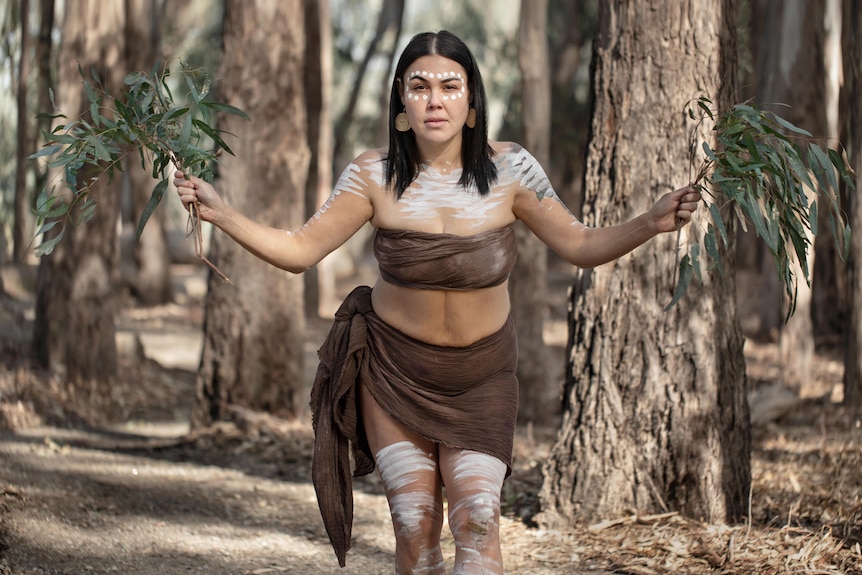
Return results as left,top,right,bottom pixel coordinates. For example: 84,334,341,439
0,0,861,573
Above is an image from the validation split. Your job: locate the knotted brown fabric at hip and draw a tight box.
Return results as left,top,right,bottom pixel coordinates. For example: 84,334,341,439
310,285,519,567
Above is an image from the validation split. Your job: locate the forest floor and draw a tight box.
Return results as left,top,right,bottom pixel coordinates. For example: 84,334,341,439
0,262,860,575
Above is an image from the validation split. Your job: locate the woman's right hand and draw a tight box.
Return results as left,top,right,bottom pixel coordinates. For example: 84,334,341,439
173,170,225,224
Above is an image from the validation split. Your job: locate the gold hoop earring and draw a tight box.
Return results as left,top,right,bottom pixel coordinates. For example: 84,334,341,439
395,112,410,132
465,108,477,129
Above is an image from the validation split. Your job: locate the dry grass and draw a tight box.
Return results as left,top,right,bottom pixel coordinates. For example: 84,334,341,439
499,338,862,574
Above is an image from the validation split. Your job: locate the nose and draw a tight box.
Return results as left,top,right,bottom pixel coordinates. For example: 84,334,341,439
426,87,444,108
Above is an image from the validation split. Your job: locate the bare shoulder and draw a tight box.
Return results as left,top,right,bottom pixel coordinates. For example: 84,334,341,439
352,147,387,165
333,148,387,199
489,140,524,158
489,141,557,202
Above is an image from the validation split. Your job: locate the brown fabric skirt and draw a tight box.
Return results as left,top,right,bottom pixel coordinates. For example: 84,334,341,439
310,285,519,567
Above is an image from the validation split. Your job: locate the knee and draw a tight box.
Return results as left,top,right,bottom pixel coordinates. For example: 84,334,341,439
375,441,444,554
390,492,445,574
445,451,506,544
448,491,501,541
390,491,444,541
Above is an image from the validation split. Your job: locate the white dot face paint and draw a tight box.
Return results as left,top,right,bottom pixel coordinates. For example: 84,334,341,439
404,65,468,106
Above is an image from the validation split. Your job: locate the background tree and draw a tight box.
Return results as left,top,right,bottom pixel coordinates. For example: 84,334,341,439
512,0,555,424
741,0,844,397
332,0,404,169
547,0,596,211
8,0,54,266
190,0,310,427
540,0,750,523
32,0,126,385
303,0,333,319
13,0,31,264
844,0,861,410
123,0,172,306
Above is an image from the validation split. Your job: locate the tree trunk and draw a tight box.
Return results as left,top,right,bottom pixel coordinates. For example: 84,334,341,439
332,0,403,168
844,0,861,411
33,0,56,203
540,0,750,525
124,0,172,306
742,1,845,397
812,0,847,338
32,0,125,385
548,0,593,212
756,0,835,395
735,0,784,341
13,0,32,264
513,0,556,425
303,0,333,319
191,0,309,427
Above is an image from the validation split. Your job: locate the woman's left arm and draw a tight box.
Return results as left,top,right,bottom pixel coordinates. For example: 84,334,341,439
513,185,700,269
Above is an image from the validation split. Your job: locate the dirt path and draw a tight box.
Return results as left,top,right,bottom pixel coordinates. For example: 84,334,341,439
0,264,596,575
0,413,591,575
1,420,413,575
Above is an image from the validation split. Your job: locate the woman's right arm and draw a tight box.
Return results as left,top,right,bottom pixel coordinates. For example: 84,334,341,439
174,162,375,274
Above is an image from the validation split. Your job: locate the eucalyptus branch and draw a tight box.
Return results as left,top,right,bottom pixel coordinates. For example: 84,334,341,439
667,96,855,320
29,61,249,285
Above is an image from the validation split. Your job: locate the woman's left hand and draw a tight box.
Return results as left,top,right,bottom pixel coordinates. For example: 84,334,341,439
649,185,701,234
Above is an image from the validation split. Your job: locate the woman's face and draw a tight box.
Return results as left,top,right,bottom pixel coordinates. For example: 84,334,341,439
399,55,471,151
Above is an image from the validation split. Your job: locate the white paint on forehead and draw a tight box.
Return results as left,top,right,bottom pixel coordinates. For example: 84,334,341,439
408,70,463,81
397,169,507,228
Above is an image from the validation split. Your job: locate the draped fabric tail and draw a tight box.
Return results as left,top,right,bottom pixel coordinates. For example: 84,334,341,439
310,286,374,567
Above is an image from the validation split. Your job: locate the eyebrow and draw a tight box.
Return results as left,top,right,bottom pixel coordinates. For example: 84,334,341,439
407,73,463,83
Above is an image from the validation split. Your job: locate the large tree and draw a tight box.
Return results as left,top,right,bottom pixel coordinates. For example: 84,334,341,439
32,0,126,384
190,0,309,427
540,0,750,524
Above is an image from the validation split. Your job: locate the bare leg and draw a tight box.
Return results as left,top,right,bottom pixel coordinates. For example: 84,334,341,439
360,385,446,575
439,447,507,575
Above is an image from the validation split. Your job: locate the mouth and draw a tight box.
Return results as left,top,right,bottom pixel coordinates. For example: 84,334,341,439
425,118,447,127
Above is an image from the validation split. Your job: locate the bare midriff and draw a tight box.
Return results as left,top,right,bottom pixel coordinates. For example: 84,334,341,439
371,278,511,347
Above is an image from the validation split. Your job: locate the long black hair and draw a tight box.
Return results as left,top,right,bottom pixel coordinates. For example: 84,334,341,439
385,30,497,198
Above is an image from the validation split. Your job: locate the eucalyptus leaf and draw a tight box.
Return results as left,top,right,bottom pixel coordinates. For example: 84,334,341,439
665,253,694,311
201,101,252,121
35,227,65,257
28,62,247,261
136,179,168,241
669,96,851,318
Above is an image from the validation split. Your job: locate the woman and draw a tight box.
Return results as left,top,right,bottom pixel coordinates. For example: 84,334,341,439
175,30,700,575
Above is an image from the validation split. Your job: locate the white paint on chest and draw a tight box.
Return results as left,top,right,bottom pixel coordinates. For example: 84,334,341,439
397,168,506,228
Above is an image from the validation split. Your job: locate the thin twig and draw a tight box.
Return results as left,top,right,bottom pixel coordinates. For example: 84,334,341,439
174,154,232,284
187,200,232,284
